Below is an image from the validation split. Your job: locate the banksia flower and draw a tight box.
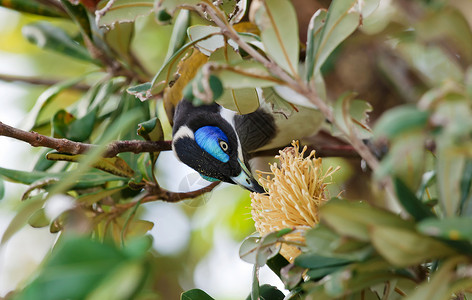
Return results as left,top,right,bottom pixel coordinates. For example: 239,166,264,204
251,141,339,262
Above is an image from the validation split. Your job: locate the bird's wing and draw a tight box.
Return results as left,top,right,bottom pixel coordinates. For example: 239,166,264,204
235,103,325,153
234,108,277,153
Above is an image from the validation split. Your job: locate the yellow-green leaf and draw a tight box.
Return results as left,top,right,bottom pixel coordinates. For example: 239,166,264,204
76,186,127,206
371,226,456,267
96,0,154,27
46,152,135,178
163,48,208,122
250,0,299,76
28,208,50,228
320,199,414,241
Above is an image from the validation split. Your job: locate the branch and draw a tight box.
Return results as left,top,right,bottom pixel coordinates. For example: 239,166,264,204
203,4,383,173
143,181,221,203
0,74,90,91
112,181,220,215
0,121,172,157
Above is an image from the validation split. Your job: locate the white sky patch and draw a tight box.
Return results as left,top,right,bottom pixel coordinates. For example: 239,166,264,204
194,228,286,299
141,201,191,256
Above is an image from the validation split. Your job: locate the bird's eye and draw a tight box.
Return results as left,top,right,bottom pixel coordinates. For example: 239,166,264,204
219,140,229,152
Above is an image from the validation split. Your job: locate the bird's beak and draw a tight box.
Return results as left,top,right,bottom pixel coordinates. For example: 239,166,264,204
230,159,265,193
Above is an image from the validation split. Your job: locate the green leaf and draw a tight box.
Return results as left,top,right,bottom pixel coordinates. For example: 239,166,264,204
127,82,152,101
86,261,146,300
215,60,277,89
52,109,75,138
0,178,4,200
123,235,153,258
295,254,352,269
0,0,67,17
266,253,290,279
459,160,472,215
306,265,344,280
394,177,436,221
251,0,299,76
188,25,226,56
150,43,208,100
104,22,134,63
370,226,456,267
323,259,400,298
28,208,50,228
404,256,467,300
51,108,97,142
15,236,149,300
239,232,282,267
415,8,472,65
46,152,135,178
0,167,127,189
261,87,297,117
219,88,260,114
246,284,285,300
305,225,339,252
1,194,47,244
251,264,260,300
25,74,92,130
434,96,472,217
96,0,154,27
466,67,472,99
320,199,414,241
181,289,215,300
375,132,427,189
60,0,93,39
193,73,224,102
374,105,429,139
308,0,360,80
165,9,190,60
68,108,98,142
306,9,327,81
34,148,56,171
122,222,154,243
396,42,463,87
333,92,372,139
418,217,472,241
156,0,201,20
22,21,97,63
137,118,164,142
206,47,275,113
76,186,127,206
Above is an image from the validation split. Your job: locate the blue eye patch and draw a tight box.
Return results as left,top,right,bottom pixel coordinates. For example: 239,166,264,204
194,126,229,163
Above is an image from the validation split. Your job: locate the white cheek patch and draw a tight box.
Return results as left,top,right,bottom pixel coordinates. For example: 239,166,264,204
219,107,245,163
172,125,195,159
173,125,194,141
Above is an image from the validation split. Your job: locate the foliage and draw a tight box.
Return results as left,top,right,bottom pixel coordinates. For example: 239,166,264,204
0,0,472,299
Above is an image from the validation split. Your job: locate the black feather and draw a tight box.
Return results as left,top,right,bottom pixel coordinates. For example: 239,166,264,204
234,108,277,153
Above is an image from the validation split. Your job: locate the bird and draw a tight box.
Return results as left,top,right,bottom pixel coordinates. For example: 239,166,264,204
171,94,324,193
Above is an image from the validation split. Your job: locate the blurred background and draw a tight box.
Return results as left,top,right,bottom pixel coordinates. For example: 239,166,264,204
1,0,472,299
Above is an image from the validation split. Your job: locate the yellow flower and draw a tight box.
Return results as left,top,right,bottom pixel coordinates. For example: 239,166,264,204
251,141,339,262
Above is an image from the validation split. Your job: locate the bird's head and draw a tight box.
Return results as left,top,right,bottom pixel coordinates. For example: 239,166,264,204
172,100,265,193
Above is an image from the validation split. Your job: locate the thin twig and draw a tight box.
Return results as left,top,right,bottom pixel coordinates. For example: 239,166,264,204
0,121,172,157
202,4,381,174
143,181,220,203
0,74,90,91
112,181,220,213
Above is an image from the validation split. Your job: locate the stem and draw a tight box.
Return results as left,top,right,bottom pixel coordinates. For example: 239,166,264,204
142,181,220,203
0,121,172,157
203,4,381,173
0,74,90,91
